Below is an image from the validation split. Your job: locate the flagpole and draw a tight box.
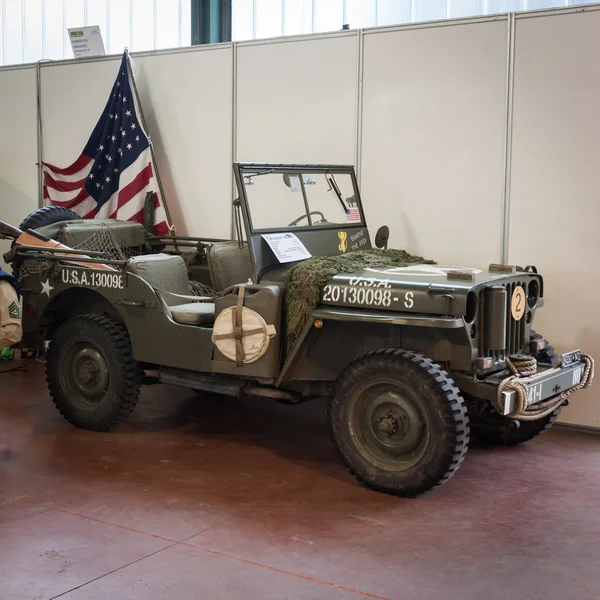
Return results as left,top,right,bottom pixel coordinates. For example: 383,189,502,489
124,48,176,235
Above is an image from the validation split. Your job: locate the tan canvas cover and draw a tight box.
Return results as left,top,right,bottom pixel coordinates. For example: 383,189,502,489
212,305,276,364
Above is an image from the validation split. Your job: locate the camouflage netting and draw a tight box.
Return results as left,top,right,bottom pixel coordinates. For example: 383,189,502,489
284,248,436,353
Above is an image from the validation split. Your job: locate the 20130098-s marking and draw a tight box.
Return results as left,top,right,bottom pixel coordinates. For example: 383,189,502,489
61,268,126,290
321,276,415,309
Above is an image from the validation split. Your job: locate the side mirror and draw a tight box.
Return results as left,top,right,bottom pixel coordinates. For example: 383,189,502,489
375,225,389,250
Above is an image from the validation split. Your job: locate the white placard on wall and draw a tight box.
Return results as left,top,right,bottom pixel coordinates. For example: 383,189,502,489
68,26,106,58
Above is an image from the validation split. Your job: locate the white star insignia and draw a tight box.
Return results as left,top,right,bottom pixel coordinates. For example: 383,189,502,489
99,145,104,151
114,167,119,173
131,123,136,130
89,173,94,179
116,81,120,87
123,97,127,102
105,176,111,183
111,135,116,141
118,93,122,98
96,182,101,188
118,149,123,156
135,136,140,142
125,110,131,117
121,131,126,137
109,114,114,119
126,143,132,150
107,156,112,162
41,279,54,297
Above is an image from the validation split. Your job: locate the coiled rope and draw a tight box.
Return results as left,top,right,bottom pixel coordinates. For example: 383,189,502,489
498,353,595,421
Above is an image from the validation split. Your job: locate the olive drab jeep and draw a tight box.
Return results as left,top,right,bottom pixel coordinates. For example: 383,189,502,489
1,163,594,498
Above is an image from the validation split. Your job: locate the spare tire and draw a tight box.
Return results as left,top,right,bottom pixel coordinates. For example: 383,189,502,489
13,206,82,281
19,206,81,231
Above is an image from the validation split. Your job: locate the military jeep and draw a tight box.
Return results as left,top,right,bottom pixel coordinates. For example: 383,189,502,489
3,163,593,497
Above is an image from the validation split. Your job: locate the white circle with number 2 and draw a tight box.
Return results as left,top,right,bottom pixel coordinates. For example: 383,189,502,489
511,285,526,321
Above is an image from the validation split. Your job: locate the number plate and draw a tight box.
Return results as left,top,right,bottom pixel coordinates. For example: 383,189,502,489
561,349,581,367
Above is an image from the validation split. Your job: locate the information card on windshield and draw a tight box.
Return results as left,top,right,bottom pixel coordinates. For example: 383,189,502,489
262,233,312,263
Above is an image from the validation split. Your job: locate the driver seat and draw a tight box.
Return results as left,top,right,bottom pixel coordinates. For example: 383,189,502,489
127,254,215,326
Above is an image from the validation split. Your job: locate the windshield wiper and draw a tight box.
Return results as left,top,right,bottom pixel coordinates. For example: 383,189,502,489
326,173,348,214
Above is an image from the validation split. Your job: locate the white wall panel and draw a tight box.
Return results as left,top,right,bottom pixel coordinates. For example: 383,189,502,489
360,20,508,267
133,48,233,237
40,58,121,164
39,47,233,238
0,67,38,270
508,10,600,427
235,34,358,165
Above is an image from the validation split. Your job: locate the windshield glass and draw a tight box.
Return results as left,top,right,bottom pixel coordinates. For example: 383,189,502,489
242,168,363,232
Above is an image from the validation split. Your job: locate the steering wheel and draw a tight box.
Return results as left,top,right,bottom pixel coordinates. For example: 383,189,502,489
288,211,327,227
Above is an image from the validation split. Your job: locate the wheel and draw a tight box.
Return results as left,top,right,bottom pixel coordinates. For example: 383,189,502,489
19,206,81,231
329,349,470,497
46,314,142,431
468,331,560,445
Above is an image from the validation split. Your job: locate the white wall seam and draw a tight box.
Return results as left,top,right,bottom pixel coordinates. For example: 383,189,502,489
355,29,363,186
501,13,516,264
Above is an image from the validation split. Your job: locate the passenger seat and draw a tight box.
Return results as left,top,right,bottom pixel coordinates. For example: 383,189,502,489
127,254,215,326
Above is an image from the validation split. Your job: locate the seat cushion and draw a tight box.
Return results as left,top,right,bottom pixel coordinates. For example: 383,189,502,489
170,302,215,326
208,241,254,291
127,254,191,305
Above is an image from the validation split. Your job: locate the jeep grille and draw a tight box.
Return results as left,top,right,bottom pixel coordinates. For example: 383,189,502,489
478,280,529,362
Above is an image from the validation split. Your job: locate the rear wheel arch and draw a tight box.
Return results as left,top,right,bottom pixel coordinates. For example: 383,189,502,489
37,287,125,336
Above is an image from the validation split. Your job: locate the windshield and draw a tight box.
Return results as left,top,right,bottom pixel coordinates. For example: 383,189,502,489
241,168,363,232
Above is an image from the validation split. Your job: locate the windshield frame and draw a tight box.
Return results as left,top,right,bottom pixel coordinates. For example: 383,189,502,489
233,163,367,236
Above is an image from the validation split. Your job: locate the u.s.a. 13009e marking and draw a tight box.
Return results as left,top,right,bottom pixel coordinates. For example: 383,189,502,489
322,275,415,309
61,268,126,290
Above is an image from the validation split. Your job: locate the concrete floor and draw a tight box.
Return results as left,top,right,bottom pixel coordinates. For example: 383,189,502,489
1,361,599,600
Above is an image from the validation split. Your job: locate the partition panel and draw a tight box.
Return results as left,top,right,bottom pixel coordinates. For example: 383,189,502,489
235,34,359,165
509,9,600,427
0,67,38,269
360,19,508,267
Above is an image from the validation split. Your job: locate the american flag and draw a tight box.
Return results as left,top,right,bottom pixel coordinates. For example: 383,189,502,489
346,206,360,222
42,52,168,235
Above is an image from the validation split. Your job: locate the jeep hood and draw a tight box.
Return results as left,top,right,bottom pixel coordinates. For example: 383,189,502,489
320,264,543,317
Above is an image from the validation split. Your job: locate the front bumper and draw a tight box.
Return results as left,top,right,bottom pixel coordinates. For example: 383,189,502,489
498,356,586,416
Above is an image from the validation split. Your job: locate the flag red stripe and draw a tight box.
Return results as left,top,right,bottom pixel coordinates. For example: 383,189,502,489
42,154,91,176
44,172,88,193
127,193,168,235
109,163,153,217
47,188,91,210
